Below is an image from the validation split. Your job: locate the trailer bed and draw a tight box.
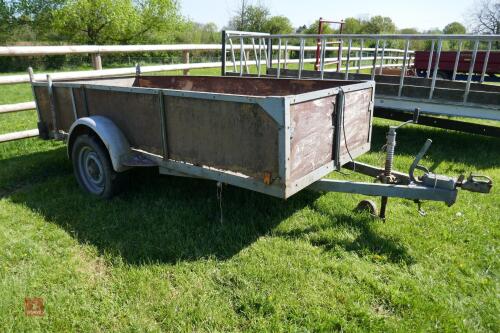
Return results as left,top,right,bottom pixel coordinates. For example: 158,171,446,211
32,76,374,198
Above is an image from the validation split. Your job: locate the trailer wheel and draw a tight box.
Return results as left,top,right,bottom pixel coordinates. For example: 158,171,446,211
71,134,119,198
355,199,378,217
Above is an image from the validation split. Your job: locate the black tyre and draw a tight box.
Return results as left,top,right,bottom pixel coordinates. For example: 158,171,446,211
355,199,378,217
71,134,120,199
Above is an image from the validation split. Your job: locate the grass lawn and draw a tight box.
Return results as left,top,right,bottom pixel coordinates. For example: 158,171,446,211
0,68,499,332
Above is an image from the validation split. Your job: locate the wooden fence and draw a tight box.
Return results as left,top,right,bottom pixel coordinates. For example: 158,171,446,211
0,43,411,143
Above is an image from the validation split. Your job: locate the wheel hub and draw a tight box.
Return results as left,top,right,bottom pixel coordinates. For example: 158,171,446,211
78,146,105,194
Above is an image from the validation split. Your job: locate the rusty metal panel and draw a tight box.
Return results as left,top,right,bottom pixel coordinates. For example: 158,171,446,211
137,75,350,96
85,89,163,154
289,96,336,182
165,96,279,180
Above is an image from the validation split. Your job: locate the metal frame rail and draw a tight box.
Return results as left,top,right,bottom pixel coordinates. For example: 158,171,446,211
222,31,412,78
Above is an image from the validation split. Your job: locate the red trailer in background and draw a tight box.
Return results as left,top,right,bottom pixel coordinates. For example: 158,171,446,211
414,50,500,80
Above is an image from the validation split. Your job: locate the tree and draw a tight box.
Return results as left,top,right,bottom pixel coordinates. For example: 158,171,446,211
399,27,424,50
52,0,182,44
399,27,419,34
244,5,270,32
302,20,335,35
468,0,499,35
14,0,66,39
178,21,219,44
343,17,364,34
443,22,466,34
299,20,335,46
0,1,14,43
133,0,182,43
227,2,270,32
443,21,467,49
295,24,307,33
52,0,133,44
421,28,443,50
228,0,248,31
200,22,219,43
263,15,293,34
364,16,397,34
227,1,292,34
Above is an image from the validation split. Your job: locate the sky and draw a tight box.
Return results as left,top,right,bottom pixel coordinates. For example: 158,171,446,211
180,0,475,31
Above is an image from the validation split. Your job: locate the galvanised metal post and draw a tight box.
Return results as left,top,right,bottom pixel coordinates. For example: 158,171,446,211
221,31,227,76
480,41,492,83
426,40,435,79
429,39,443,100
464,39,480,103
452,40,462,81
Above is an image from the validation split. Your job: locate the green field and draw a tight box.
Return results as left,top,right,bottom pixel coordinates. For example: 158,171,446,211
0,68,499,332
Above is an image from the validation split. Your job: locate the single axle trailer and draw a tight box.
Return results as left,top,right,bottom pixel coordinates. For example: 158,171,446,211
30,72,492,218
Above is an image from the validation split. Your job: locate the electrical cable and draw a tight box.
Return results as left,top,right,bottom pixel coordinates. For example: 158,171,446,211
341,89,356,173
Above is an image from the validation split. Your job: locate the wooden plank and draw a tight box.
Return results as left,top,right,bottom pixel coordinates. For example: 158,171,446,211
33,86,52,132
289,96,335,181
338,89,373,163
85,89,163,154
53,87,76,130
165,96,279,180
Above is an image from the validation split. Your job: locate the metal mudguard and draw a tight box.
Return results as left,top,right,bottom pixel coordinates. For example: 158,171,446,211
67,116,131,172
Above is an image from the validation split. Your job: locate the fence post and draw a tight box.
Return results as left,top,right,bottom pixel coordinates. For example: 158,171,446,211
221,31,227,76
183,51,190,75
91,53,102,70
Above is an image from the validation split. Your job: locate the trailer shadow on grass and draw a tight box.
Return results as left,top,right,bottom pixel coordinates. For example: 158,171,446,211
6,124,497,266
4,149,413,266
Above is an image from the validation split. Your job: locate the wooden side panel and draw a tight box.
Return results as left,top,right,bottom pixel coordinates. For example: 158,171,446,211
34,86,79,133
85,89,163,154
72,88,87,119
165,96,279,180
53,87,75,131
289,96,335,181
289,87,373,183
338,88,373,163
